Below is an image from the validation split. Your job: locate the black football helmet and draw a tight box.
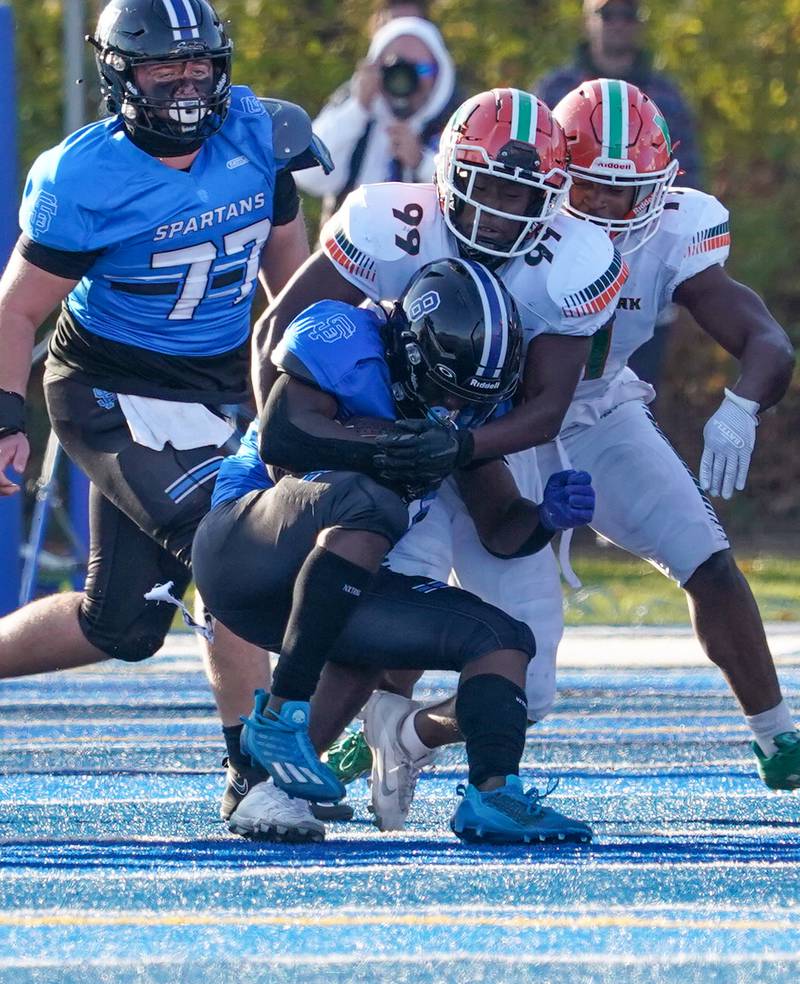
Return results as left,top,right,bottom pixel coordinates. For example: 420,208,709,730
387,258,523,428
87,0,232,156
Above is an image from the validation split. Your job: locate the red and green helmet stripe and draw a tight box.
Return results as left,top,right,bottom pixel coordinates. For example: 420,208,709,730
599,78,630,159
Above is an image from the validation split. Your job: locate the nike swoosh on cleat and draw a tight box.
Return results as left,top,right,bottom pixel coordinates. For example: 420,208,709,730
230,776,249,797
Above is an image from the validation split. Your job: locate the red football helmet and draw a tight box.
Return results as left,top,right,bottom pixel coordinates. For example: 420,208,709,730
435,88,570,260
552,78,679,253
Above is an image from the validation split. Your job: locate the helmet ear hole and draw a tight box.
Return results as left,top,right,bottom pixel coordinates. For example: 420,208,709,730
393,258,523,421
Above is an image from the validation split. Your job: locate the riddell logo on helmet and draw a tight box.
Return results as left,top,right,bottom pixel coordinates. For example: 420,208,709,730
591,157,637,173
468,377,501,390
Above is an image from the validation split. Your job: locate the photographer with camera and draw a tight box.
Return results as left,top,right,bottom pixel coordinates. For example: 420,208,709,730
294,16,458,225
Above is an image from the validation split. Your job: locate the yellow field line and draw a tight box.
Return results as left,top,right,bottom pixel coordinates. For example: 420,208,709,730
1,911,797,931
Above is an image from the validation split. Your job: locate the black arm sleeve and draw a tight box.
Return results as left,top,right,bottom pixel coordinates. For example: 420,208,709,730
272,170,300,227
259,375,389,480
16,234,103,280
483,522,556,560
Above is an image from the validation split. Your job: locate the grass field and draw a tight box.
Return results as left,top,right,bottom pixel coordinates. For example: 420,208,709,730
564,546,800,626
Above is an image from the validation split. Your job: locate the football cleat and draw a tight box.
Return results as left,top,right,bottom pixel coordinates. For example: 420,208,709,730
240,690,346,802
362,690,435,831
220,755,270,822
752,731,800,791
227,779,325,842
325,728,373,785
309,801,355,822
450,775,593,845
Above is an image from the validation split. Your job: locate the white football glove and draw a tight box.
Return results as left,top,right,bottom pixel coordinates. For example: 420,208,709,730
699,388,759,499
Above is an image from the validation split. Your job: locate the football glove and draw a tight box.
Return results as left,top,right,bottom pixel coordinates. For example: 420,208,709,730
539,470,595,532
700,388,759,500
373,419,475,487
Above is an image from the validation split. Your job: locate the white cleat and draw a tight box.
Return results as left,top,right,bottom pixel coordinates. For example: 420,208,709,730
362,690,435,831
227,780,325,842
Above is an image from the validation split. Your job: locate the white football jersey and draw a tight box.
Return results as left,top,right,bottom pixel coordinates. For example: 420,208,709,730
563,187,731,429
321,182,628,348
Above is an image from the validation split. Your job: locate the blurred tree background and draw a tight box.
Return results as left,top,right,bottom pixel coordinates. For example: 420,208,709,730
9,0,800,538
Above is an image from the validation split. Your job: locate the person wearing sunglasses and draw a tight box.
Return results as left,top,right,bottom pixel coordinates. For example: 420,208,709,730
294,16,460,226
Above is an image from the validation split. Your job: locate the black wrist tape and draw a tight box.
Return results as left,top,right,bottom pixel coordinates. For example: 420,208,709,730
0,390,25,439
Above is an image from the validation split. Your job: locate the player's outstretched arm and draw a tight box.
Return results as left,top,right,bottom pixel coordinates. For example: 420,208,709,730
676,265,795,499
0,248,77,495
674,264,794,412
251,250,366,417
456,461,595,558
469,333,592,460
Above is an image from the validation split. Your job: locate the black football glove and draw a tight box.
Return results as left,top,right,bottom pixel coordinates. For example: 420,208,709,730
373,419,475,488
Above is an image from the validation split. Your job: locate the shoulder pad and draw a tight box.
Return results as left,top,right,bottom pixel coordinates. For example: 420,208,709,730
327,183,440,263
547,217,627,318
258,98,333,174
273,301,383,392
659,188,730,240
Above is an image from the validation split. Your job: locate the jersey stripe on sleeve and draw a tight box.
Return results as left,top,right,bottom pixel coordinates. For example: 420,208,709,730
561,252,629,318
686,221,731,256
324,224,377,284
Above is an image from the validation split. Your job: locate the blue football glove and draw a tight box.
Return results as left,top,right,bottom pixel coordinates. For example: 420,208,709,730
539,470,595,532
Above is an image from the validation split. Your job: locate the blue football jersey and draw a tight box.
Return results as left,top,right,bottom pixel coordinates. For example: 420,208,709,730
272,301,395,421
20,86,277,357
212,302,396,507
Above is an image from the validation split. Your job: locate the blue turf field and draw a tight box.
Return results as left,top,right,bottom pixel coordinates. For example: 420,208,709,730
1,629,799,983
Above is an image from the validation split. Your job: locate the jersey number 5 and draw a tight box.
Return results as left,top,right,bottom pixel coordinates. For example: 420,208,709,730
151,218,272,320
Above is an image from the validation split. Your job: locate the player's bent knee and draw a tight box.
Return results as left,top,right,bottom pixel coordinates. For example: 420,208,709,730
683,547,737,592
462,614,535,670
78,594,176,663
334,472,410,547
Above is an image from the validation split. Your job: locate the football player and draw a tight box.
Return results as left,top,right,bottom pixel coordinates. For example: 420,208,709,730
250,87,627,723
0,0,328,827
544,79,796,790
358,80,799,821
191,257,595,844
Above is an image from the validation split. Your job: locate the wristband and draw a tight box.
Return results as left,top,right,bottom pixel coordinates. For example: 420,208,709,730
455,429,475,468
723,388,760,417
0,389,26,440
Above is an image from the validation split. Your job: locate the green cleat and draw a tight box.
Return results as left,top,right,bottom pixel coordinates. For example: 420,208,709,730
752,731,800,790
325,728,373,785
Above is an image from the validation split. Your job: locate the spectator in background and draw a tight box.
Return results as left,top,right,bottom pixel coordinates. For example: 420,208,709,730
294,16,458,226
533,0,702,391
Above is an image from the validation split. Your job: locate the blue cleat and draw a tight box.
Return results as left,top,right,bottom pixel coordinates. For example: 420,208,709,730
240,690,346,803
450,775,593,845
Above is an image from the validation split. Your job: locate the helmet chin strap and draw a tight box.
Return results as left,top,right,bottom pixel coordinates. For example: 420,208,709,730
124,121,206,158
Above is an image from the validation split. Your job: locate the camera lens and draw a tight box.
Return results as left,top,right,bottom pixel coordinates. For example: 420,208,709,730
381,58,420,99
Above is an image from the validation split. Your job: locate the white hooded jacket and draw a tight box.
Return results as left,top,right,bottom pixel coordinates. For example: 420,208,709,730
295,17,457,202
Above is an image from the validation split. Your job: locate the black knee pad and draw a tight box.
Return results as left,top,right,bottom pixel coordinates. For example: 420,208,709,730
456,674,528,787
79,569,192,662
331,472,410,547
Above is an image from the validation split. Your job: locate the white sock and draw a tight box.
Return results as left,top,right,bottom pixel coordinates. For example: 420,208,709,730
400,708,434,759
745,700,796,756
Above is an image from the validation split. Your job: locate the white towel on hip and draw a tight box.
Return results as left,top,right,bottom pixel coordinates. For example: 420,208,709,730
117,394,235,451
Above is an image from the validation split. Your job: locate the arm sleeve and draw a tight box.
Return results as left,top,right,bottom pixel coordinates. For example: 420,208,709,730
272,170,300,226
16,234,102,279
